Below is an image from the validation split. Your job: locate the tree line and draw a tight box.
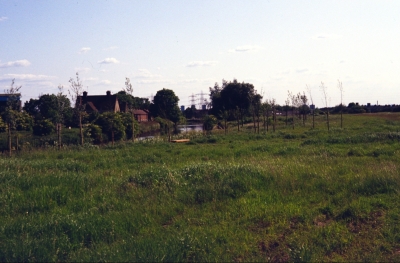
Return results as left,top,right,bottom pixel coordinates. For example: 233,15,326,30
2,75,395,155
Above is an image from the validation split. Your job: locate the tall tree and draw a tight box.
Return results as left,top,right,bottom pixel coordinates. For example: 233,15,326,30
69,72,85,146
209,79,257,130
56,85,68,149
306,85,315,129
123,77,136,141
288,91,295,130
150,88,181,124
300,92,308,126
3,79,22,156
320,82,330,131
337,80,344,128
250,91,263,134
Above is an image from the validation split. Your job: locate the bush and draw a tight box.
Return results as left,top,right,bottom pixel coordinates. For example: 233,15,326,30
33,119,55,136
94,112,126,141
85,124,103,144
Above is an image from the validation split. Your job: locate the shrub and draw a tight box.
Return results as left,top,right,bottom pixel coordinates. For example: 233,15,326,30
33,119,55,136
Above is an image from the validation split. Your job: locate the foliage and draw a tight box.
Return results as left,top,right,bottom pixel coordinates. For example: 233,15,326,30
117,91,151,111
120,112,139,140
150,88,181,123
203,114,217,131
33,119,55,136
0,116,5,132
94,112,126,141
85,124,103,144
209,79,261,124
14,111,33,131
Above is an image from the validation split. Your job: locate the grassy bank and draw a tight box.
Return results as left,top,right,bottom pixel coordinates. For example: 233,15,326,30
0,113,400,261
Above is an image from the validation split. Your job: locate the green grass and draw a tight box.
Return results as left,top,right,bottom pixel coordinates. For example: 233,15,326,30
1,113,400,261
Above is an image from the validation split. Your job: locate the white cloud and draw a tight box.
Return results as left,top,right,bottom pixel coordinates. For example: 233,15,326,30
0,16,8,22
83,77,98,81
230,45,260,52
98,58,120,64
136,79,172,84
186,61,217,67
0,74,55,81
74,67,91,72
100,80,112,85
0,59,31,68
79,47,91,54
133,69,162,79
296,68,308,73
312,34,342,40
103,46,118,51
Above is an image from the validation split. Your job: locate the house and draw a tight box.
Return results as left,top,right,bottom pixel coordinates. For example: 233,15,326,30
0,93,22,112
133,109,149,122
77,91,120,113
76,91,150,122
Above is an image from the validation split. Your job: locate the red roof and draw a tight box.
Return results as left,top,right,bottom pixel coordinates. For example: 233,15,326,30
133,109,148,115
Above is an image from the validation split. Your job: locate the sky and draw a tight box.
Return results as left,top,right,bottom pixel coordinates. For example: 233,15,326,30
0,0,399,108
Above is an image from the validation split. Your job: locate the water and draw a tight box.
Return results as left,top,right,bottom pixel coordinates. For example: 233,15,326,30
137,124,203,140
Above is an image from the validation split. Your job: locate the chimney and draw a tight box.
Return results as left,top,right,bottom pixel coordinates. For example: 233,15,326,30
106,90,111,96
83,91,88,97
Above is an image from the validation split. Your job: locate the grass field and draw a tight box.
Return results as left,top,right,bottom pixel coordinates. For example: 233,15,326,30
1,113,400,261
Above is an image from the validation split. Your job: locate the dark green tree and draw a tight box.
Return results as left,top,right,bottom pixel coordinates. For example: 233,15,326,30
94,112,126,145
150,88,181,124
209,79,258,130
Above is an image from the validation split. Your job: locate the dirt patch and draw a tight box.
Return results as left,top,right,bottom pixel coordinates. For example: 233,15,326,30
248,220,271,233
314,214,332,227
347,210,384,233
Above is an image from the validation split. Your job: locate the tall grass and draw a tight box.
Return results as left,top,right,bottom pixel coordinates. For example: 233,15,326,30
1,113,400,261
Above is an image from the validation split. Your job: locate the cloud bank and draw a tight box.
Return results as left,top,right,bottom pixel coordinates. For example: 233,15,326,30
98,58,120,64
0,74,55,81
79,47,91,54
186,61,217,67
232,45,260,52
133,69,162,79
0,59,31,68
103,46,118,51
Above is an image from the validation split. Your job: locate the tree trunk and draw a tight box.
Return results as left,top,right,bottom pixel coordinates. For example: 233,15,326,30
252,111,256,133
285,108,288,126
224,119,227,135
312,111,315,129
237,114,240,132
131,111,135,142
273,108,276,132
327,111,330,131
79,113,84,146
15,135,18,153
266,110,269,132
58,123,62,150
8,123,12,157
292,107,295,130
263,114,266,131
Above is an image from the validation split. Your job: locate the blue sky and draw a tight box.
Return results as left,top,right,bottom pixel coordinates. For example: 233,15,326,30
1,0,399,108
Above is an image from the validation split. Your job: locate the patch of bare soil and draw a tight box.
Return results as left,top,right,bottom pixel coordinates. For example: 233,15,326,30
347,210,384,234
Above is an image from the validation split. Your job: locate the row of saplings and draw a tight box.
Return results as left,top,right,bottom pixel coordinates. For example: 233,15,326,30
0,111,139,145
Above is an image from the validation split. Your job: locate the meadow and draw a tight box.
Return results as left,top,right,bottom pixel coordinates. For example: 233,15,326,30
0,113,400,262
